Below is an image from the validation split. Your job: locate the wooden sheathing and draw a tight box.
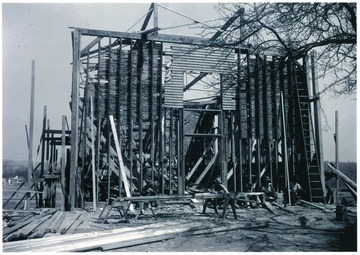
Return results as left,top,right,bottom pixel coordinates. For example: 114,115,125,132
79,40,163,201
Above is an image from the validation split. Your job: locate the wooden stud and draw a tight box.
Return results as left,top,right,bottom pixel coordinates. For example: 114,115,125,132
61,116,66,211
254,55,261,189
271,56,279,191
128,40,134,196
246,49,252,184
169,108,174,195
107,37,112,201
236,42,243,192
150,41,155,184
117,39,123,198
281,92,291,205
96,40,101,203
90,97,96,211
26,60,35,210
138,41,144,191
70,29,81,210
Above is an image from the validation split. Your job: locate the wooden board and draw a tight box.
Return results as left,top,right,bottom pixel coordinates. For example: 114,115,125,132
3,220,269,252
28,210,61,239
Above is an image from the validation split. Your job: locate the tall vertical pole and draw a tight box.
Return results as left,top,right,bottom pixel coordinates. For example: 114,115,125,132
153,3,158,36
70,29,81,210
25,60,35,210
61,115,66,211
281,92,291,205
39,105,47,208
335,111,339,203
90,97,96,211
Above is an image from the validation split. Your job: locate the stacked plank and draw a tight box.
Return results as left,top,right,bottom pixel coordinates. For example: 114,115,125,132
3,219,268,252
2,210,87,242
3,209,58,241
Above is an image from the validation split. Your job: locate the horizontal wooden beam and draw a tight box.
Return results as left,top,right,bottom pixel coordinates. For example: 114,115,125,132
43,130,71,135
72,28,283,57
72,27,220,46
185,133,222,137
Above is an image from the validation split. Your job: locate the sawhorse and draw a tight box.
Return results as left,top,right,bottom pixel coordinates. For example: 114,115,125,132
98,198,158,223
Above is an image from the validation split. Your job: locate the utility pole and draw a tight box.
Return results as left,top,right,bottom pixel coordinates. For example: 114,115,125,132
25,60,35,210
334,111,339,204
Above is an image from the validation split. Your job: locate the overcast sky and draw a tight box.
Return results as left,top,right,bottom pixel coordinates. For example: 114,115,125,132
2,2,357,163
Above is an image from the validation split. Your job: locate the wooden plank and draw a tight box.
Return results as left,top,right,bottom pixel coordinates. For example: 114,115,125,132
299,199,326,211
66,214,85,235
3,216,35,238
9,214,52,240
58,212,81,235
28,210,61,239
80,36,103,57
3,221,184,251
4,220,269,252
195,153,218,185
48,211,66,234
186,138,217,180
109,115,131,197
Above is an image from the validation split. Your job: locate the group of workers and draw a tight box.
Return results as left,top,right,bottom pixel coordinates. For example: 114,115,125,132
206,174,306,207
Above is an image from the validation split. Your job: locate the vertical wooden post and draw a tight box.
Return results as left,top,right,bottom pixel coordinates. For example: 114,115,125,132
150,41,155,184
246,49,252,184
169,109,174,195
96,40,101,203
230,111,237,191
70,29,81,210
254,55,261,189
271,56,279,191
61,115,66,211
335,110,339,203
153,3,158,36
107,37,112,201
25,60,35,210
286,61,295,177
281,92,291,205
118,39,123,198
138,42,144,191
180,108,186,194
239,8,245,192
90,97,96,211
39,105,47,208
129,40,134,196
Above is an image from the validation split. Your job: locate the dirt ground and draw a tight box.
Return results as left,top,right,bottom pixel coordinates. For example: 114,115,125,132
99,201,357,252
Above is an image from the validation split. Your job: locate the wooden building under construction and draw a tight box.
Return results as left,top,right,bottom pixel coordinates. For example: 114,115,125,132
55,5,326,210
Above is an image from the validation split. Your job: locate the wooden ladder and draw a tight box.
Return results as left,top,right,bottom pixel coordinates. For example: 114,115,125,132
294,68,325,203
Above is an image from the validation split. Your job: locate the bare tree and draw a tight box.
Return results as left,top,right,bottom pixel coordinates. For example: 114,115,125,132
210,3,356,95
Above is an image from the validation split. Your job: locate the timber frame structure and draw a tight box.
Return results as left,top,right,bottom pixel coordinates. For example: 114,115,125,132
65,4,325,210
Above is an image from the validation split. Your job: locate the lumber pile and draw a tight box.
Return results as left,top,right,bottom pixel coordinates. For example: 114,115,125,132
3,219,268,252
2,209,87,242
3,209,58,241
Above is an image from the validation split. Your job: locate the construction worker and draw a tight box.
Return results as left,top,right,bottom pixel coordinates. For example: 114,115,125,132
261,176,277,201
284,175,305,205
202,176,229,215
